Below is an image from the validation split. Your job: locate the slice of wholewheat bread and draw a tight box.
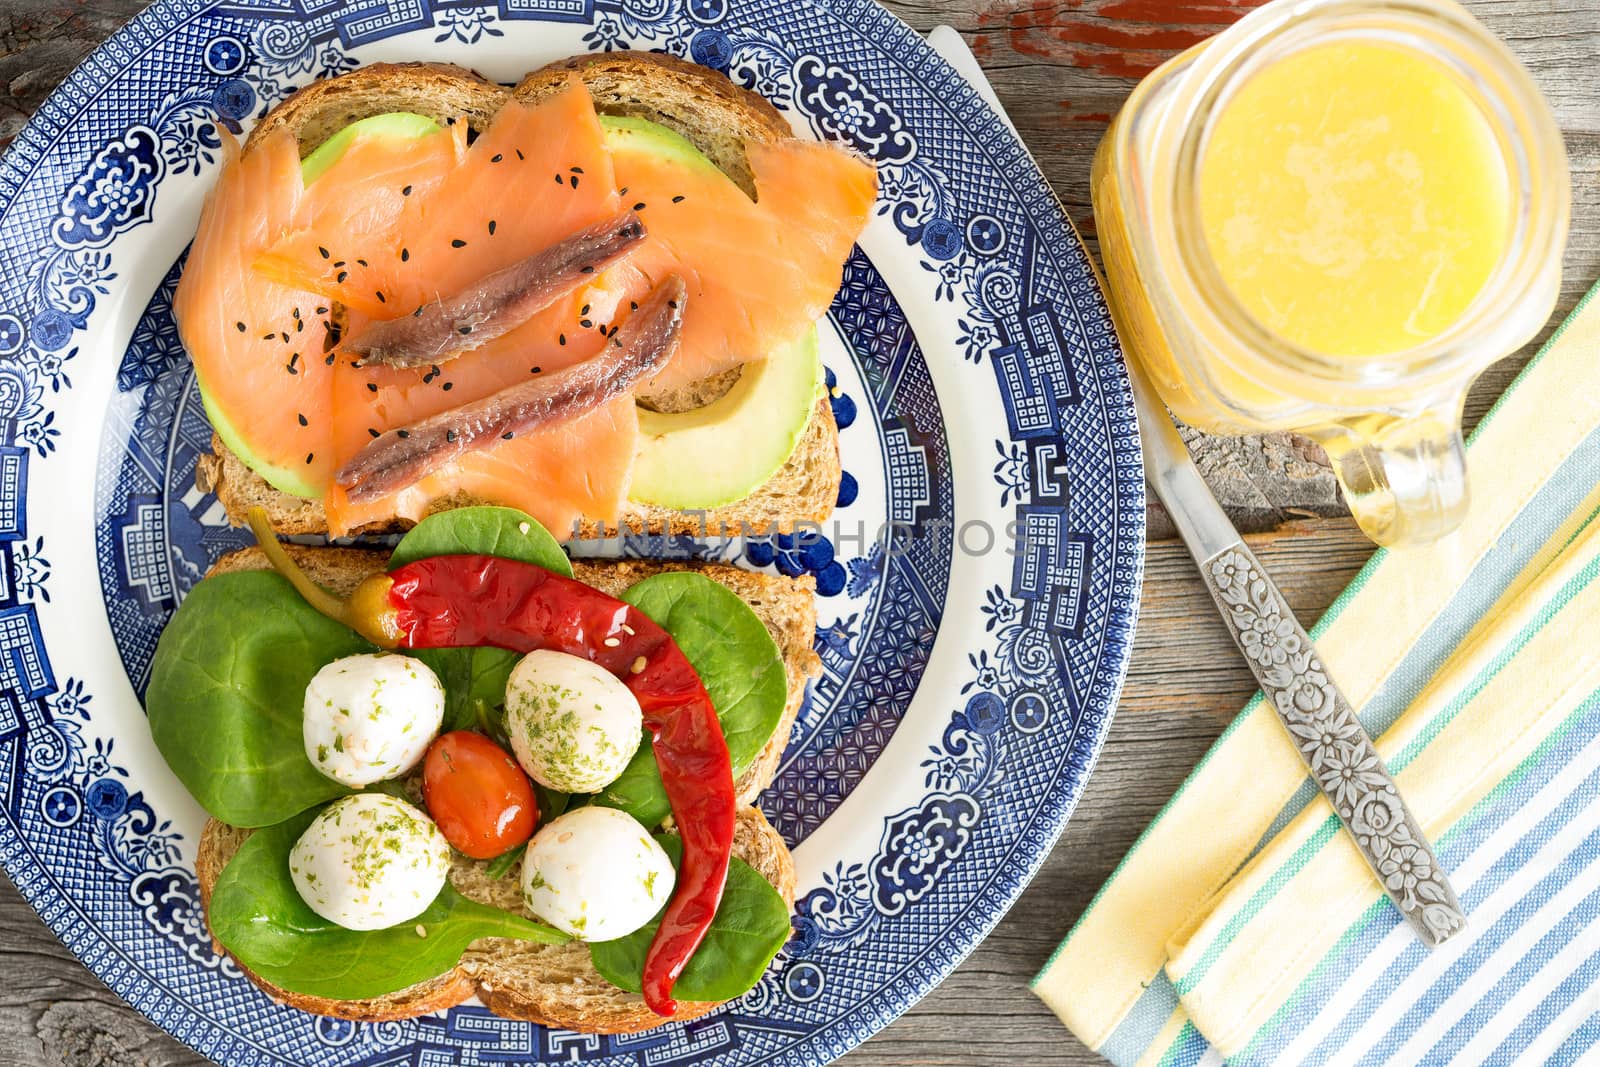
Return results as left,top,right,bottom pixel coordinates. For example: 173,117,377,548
202,55,840,539
207,543,819,805
196,544,807,1029
197,807,794,1030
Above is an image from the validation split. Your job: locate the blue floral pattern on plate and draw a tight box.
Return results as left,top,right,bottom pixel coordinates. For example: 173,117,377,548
0,1,1144,1064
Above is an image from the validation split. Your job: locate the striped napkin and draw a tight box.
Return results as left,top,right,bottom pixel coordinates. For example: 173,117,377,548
925,26,1600,1067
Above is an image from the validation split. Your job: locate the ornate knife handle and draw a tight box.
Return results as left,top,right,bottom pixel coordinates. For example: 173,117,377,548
1200,544,1467,947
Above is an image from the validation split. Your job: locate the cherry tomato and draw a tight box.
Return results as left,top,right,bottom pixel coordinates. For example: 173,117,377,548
422,731,538,859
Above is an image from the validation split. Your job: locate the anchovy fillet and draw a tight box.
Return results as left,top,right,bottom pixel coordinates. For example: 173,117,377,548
335,275,687,502
346,211,647,369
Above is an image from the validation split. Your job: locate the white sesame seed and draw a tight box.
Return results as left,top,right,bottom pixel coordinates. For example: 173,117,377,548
415,924,427,938
603,637,621,647
631,656,648,674
518,522,531,534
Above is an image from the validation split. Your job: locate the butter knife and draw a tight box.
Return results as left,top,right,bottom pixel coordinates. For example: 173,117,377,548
1128,358,1466,946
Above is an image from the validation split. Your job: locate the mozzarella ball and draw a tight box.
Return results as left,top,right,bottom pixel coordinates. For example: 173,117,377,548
521,806,674,940
304,653,444,786
504,650,643,793
289,793,450,931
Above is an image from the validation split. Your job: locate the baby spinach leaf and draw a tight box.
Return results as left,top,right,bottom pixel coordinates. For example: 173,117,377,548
591,572,787,826
410,645,520,736
588,834,791,1002
485,842,527,880
209,809,569,1001
146,571,372,827
389,506,573,576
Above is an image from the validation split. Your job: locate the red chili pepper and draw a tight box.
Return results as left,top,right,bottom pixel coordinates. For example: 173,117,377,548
246,511,733,1017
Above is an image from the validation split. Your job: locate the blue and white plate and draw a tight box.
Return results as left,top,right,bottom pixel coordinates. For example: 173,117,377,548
0,1,1143,1063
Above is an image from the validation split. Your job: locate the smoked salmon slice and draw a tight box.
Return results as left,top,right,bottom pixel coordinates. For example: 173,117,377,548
174,129,336,499
176,73,875,538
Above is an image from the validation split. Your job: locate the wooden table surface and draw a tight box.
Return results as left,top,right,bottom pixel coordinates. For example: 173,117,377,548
0,0,1593,1063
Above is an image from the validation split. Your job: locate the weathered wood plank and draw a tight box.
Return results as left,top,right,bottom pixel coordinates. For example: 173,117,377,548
0,1,1588,1065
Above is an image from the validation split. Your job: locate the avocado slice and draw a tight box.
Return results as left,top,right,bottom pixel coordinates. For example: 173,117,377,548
299,112,443,184
629,328,823,510
599,114,720,175
204,110,820,506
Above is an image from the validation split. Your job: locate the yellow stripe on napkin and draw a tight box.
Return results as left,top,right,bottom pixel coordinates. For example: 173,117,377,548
1167,516,1600,1053
1034,283,1600,1051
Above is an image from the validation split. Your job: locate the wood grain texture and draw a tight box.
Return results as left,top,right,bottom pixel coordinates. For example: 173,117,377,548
0,1,1591,1065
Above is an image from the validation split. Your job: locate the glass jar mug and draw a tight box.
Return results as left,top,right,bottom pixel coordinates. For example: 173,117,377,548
1093,0,1569,546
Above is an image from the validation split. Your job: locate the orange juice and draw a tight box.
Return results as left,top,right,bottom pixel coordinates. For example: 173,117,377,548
1090,0,1568,546
1196,41,1511,358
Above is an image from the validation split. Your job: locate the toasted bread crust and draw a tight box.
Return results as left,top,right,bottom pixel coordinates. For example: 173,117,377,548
245,62,509,153
195,545,809,1028
204,54,839,538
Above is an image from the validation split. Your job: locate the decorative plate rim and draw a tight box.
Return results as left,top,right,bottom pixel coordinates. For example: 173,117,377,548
0,0,1146,1063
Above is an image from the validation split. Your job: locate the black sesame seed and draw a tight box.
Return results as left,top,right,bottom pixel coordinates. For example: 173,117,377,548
305,452,314,464
413,305,425,318
325,353,337,366
629,301,638,311
318,246,330,259
400,248,410,262
580,265,595,274
558,333,566,346
491,153,503,163
502,432,514,440
297,319,305,331
281,332,291,343
579,318,593,329
554,174,564,185
530,366,542,374
488,220,497,236
672,195,686,203
570,166,584,174
451,239,467,248
356,258,368,267
446,429,458,443
369,428,381,438
289,352,299,367
235,321,246,332
619,186,629,196
297,413,308,427
458,325,472,335
333,260,345,268
336,271,349,284
632,201,646,212
667,299,680,309
397,429,410,439
515,148,525,160
442,381,454,391
375,291,386,304
571,176,580,189
367,383,378,393
261,332,275,341
580,304,590,315
402,184,413,196
315,306,329,316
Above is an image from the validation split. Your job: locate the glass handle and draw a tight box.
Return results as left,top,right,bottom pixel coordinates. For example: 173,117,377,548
1315,407,1469,547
